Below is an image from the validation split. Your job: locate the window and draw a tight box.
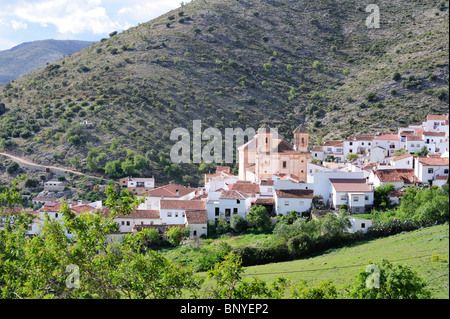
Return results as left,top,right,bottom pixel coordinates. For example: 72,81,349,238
121,221,125,225
341,195,346,201
236,199,240,204
361,223,366,229
215,207,220,216
182,212,185,218
350,142,353,146
444,169,449,174
233,208,238,214
349,149,353,153
55,213,58,218
284,201,289,206
175,212,178,218
168,212,172,217
126,221,130,226
225,209,231,217
354,197,359,202
283,161,287,168
365,195,369,201
428,168,434,174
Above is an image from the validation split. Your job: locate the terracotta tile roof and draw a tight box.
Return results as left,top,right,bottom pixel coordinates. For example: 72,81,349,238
418,157,449,166
423,132,446,136
436,175,449,181
160,200,206,210
275,189,314,199
324,140,344,147
407,135,423,141
39,202,63,212
347,134,376,141
254,198,276,205
219,190,250,200
312,146,324,151
392,154,413,162
142,184,194,198
260,179,274,186
124,210,160,219
229,181,260,194
389,190,405,197
427,115,448,121
185,210,208,224
374,169,420,184
374,134,400,141
329,179,373,192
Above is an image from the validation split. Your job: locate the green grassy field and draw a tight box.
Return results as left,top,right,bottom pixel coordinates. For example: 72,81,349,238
242,224,449,299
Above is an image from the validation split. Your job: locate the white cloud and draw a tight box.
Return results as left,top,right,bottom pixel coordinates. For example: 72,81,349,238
10,20,28,30
116,0,181,22
14,0,122,35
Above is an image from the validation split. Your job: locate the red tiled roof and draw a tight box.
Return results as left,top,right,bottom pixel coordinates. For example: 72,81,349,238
185,210,208,224
392,154,413,162
407,136,423,141
125,210,160,219
374,169,420,184
219,190,250,200
229,181,260,194
275,189,314,199
330,179,372,192
423,132,446,136
254,198,276,205
418,157,449,166
436,175,449,181
427,115,448,121
160,200,206,210
374,134,400,141
143,184,194,198
324,140,344,147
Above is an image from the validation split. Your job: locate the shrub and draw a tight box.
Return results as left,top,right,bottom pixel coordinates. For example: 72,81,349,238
365,92,378,102
6,162,19,175
230,214,248,234
392,72,401,81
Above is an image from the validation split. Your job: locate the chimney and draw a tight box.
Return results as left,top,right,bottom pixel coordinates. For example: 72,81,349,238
176,189,179,197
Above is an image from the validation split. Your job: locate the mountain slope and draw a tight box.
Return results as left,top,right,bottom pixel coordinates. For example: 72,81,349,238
0,39,94,86
0,0,448,185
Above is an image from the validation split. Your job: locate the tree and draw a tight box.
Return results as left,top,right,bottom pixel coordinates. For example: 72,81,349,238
346,153,359,161
247,205,272,232
133,155,147,172
121,159,135,176
230,214,248,234
374,183,395,209
6,162,19,175
166,226,185,246
321,211,351,236
414,146,429,157
347,260,431,299
105,160,122,177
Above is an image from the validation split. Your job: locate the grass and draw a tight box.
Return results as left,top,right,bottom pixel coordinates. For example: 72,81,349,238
241,224,449,298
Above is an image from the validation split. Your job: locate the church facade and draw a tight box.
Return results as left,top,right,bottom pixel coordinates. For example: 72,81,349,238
238,124,311,182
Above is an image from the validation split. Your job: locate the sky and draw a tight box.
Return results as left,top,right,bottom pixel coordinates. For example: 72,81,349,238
0,0,183,50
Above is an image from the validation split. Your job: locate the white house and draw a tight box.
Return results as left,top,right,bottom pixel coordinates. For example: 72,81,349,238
138,183,196,210
344,134,376,159
206,190,252,222
329,179,374,213
368,169,420,189
369,146,387,163
113,210,162,233
311,146,324,161
274,189,314,216
423,115,449,137
159,200,206,225
390,154,414,169
185,210,208,238
423,132,446,154
44,181,66,192
347,216,373,233
372,134,401,158
414,156,450,185
406,135,425,154
323,140,345,162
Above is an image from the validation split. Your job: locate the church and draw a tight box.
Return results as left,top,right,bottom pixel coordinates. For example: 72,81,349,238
238,124,311,182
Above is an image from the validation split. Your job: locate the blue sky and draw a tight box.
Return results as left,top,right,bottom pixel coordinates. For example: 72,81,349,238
0,0,183,50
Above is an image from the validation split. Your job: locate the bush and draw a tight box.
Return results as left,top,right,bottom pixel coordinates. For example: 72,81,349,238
365,92,378,102
230,214,248,234
24,178,39,188
6,162,19,175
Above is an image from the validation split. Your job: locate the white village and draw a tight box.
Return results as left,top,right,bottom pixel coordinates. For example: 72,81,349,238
3,113,448,240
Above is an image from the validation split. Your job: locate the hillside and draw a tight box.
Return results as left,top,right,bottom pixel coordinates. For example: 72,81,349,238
0,40,94,86
0,0,448,185
238,224,449,298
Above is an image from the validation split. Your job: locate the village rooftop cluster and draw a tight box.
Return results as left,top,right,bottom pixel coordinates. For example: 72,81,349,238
2,114,449,239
